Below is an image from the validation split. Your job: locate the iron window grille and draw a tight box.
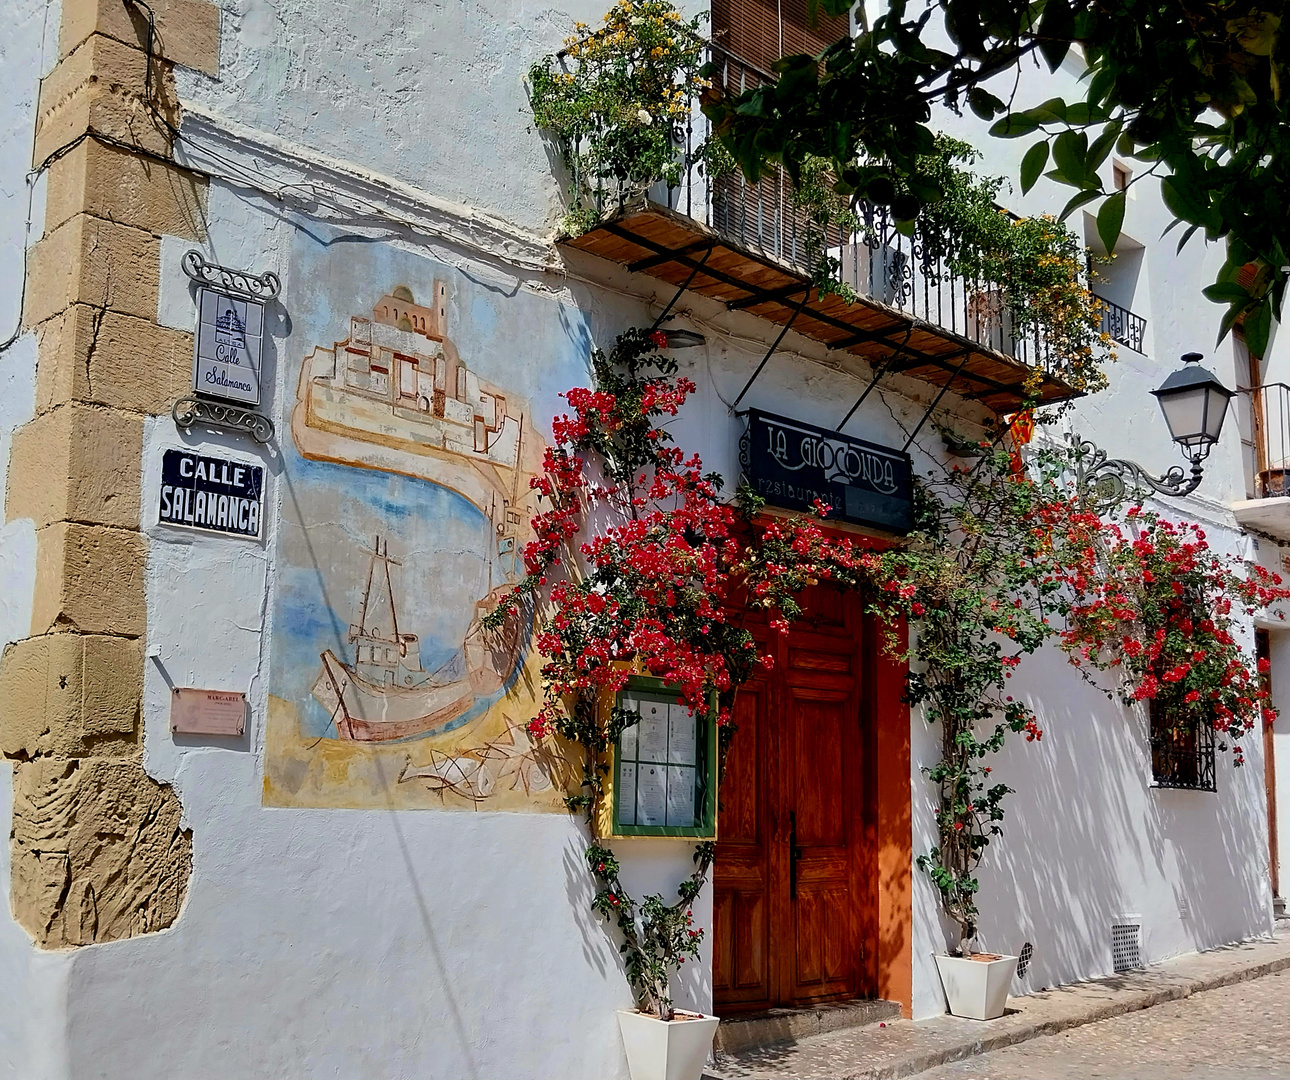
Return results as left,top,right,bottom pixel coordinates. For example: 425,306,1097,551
1148,700,1217,792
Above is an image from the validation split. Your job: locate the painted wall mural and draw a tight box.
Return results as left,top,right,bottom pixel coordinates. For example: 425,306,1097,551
264,238,589,811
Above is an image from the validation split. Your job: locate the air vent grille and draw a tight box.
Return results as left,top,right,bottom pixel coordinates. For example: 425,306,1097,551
1111,922,1142,973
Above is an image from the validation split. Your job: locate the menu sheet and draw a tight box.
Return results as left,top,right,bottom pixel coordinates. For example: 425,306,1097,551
616,693,700,829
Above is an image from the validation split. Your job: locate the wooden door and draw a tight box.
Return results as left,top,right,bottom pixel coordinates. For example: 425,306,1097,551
1258,629,1279,898
713,587,867,1011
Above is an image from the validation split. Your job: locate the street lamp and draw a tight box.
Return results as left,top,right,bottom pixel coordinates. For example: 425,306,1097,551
1150,352,1235,459
1072,353,1235,507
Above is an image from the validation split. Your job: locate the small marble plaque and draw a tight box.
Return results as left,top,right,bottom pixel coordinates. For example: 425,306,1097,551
171,688,247,736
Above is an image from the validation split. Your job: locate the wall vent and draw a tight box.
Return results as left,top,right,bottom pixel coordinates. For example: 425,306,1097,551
1111,921,1142,973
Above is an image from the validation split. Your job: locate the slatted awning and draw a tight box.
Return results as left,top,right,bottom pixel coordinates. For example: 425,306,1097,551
562,200,1079,416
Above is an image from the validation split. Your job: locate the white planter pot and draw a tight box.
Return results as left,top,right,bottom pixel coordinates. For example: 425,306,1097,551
616,1009,720,1080
933,953,1019,1020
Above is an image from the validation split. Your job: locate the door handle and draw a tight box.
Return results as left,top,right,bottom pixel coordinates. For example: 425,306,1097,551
789,810,802,900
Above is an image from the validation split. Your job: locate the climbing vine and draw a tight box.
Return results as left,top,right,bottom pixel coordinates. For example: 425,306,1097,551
490,349,1284,992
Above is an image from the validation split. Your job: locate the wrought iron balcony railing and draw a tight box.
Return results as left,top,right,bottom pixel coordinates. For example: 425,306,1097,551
560,39,1083,413
1094,295,1147,353
658,42,1071,371
1247,382,1290,498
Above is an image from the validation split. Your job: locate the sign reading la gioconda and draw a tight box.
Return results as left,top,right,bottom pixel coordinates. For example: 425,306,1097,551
741,409,914,534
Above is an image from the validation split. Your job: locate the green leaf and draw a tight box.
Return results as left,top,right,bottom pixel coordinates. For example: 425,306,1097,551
1097,190,1126,253
1038,0,1076,70
1218,302,1244,343
1025,97,1068,123
1051,129,1090,186
1246,298,1273,356
1161,176,1216,230
1202,282,1252,304
969,87,1006,120
990,113,1040,138
1175,222,1201,253
1020,140,1050,194
1087,120,1123,173
1059,187,1102,220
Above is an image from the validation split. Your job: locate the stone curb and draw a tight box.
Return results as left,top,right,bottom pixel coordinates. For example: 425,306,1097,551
705,929,1290,1080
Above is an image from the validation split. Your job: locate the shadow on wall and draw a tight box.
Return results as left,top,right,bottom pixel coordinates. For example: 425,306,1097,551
971,641,1270,996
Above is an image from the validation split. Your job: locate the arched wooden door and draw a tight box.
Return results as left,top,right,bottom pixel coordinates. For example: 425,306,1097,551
713,586,876,1010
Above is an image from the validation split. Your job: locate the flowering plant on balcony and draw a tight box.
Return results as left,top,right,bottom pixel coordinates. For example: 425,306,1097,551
528,0,710,236
889,139,1114,396
1060,508,1289,764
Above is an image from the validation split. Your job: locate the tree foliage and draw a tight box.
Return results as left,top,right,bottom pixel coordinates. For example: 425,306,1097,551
705,0,1290,355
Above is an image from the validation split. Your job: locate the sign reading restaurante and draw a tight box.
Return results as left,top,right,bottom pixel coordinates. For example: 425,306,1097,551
741,409,914,534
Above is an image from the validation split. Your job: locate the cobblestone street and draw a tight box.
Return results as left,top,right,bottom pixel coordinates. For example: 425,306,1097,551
913,969,1290,1079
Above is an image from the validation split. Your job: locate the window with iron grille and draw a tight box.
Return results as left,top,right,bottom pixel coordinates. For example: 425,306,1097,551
1149,700,1216,791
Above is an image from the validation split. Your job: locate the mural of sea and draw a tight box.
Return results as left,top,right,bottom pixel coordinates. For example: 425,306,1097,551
263,233,588,812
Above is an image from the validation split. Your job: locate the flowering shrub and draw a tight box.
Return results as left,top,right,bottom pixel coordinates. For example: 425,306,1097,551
492,322,1283,977
486,327,760,1018
1061,508,1289,766
528,0,709,235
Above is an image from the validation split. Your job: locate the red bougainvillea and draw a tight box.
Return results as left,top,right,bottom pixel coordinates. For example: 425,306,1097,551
1060,507,1290,765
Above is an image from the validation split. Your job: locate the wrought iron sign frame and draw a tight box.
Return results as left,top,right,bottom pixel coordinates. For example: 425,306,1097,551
175,250,280,444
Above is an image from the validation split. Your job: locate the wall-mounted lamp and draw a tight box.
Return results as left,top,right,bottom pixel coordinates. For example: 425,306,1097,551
1073,353,1234,506
661,328,706,349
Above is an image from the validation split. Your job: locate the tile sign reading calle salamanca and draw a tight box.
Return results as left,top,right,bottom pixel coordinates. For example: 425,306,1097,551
741,409,914,534
158,448,264,539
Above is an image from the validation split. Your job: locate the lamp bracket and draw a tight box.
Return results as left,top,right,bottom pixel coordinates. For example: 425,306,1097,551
1068,433,1203,509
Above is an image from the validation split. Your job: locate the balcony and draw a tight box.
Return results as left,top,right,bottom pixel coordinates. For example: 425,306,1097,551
1232,382,1290,540
559,42,1080,416
1095,296,1147,354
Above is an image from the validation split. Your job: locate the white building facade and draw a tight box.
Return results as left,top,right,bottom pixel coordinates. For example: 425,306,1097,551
0,1,1285,1077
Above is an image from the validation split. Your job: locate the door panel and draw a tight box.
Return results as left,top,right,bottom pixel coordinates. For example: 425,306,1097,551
716,589,867,1012
714,674,772,1005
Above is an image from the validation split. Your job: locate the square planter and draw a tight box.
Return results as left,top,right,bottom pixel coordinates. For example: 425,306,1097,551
933,952,1019,1020
616,1009,720,1080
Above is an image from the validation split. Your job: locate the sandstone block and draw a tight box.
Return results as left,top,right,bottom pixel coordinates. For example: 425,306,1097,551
11,757,191,947
60,0,220,76
25,214,159,328
32,521,147,637
45,139,206,240
35,33,177,165
82,634,144,736
0,633,141,757
7,403,144,529
35,305,193,414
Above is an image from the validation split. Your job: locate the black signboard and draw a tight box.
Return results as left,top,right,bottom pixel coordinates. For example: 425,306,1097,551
740,410,914,534
158,448,264,539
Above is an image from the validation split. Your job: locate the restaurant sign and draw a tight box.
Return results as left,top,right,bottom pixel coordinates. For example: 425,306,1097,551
740,409,914,534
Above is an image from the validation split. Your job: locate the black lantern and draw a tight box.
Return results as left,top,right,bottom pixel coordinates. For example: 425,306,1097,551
1150,352,1235,460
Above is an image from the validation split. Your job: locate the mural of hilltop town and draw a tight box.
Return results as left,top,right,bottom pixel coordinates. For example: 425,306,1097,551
264,237,588,812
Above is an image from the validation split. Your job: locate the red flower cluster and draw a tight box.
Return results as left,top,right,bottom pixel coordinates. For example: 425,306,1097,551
1059,509,1289,755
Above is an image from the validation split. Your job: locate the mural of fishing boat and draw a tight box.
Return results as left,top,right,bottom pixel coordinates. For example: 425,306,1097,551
312,536,527,742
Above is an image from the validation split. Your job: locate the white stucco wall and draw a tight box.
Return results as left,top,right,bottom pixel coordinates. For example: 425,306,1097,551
2,0,1284,1073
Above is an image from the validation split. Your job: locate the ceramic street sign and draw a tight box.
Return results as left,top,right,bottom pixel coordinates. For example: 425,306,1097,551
158,448,264,539
194,286,264,405
741,409,914,534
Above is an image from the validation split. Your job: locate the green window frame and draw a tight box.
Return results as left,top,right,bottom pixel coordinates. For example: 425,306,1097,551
606,675,718,839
